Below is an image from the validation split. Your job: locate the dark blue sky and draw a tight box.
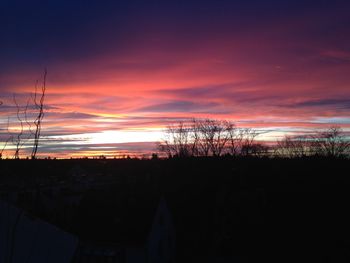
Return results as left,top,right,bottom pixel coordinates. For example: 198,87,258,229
1,0,348,71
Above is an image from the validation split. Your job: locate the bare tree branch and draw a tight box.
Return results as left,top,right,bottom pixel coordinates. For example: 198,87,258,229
31,69,47,159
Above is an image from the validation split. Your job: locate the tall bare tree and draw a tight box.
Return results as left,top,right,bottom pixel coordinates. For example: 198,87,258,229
240,128,260,156
30,70,47,159
159,121,192,158
226,126,245,156
191,119,210,157
198,119,231,156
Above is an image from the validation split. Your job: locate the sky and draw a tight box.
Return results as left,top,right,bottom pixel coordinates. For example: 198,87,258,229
1,0,350,158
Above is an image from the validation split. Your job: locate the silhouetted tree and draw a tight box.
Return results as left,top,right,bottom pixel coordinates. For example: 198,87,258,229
192,119,232,156
226,127,261,156
275,135,309,158
225,122,241,156
30,70,47,159
159,121,192,158
312,126,350,157
274,127,350,158
191,119,210,157
240,128,260,156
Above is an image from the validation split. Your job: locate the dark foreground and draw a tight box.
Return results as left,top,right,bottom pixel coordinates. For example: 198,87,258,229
1,157,349,262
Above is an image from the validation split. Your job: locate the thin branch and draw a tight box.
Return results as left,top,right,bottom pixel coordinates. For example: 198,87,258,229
31,69,47,159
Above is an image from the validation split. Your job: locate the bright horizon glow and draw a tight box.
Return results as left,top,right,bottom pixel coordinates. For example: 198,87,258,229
67,130,164,145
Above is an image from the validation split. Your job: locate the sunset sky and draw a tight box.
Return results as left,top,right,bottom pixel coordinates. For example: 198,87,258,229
1,0,350,158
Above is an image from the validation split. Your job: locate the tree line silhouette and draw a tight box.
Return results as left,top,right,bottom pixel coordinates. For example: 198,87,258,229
158,119,350,158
